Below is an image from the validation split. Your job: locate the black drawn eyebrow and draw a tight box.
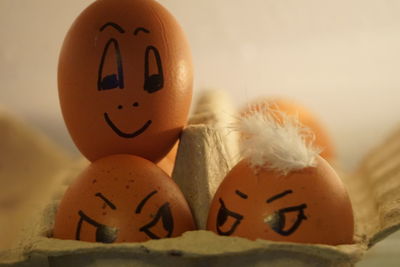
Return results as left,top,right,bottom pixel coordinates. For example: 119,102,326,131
100,22,125,33
235,190,248,199
134,27,150,35
95,192,117,210
266,190,293,204
135,190,158,214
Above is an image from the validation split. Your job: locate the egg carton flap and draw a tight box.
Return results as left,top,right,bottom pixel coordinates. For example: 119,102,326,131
0,109,72,247
352,125,400,247
28,231,363,267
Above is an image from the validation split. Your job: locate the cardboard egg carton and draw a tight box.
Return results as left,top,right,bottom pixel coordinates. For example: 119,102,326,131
1,90,400,266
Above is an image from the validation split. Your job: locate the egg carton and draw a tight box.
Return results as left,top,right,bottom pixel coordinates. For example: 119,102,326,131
1,90,400,266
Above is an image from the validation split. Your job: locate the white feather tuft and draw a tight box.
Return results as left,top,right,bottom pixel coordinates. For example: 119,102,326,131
235,104,321,175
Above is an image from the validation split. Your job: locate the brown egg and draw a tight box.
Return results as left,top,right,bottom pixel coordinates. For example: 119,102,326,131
241,98,335,161
207,156,354,245
58,0,193,162
53,154,196,243
156,141,178,176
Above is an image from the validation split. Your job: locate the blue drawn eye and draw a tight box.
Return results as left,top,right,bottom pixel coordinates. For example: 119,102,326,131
144,45,163,93
100,74,119,90
98,38,124,90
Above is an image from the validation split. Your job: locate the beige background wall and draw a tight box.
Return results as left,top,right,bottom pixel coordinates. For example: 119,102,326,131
0,0,400,264
1,0,400,170
1,0,400,171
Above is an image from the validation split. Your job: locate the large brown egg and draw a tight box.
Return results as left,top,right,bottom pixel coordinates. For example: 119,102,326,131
53,154,196,243
207,156,354,245
58,0,193,162
241,98,335,161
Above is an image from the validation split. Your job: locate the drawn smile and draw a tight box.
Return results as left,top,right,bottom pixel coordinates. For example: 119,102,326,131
104,112,152,138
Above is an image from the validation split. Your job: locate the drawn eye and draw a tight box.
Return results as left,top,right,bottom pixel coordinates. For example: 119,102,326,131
144,45,163,93
98,38,124,90
76,210,119,243
216,198,243,236
139,202,174,239
264,204,308,236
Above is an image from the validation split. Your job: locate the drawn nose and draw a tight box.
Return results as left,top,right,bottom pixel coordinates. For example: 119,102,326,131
117,102,139,110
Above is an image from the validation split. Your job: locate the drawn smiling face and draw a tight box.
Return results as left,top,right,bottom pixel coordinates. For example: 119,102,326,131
58,0,193,162
53,155,196,243
207,158,354,245
98,24,163,139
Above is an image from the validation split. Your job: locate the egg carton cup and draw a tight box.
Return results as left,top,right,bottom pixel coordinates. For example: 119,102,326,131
1,90,400,266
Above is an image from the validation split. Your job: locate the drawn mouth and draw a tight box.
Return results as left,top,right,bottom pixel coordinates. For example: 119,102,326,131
104,112,152,138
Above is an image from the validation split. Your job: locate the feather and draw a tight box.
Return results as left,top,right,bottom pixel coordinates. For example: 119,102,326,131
234,104,321,175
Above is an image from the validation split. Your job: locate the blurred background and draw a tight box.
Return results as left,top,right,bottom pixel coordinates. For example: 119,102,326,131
1,0,400,170
0,0,399,265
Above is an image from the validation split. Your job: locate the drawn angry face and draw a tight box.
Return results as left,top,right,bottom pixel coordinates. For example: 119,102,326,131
207,157,354,245
58,0,193,162
53,155,196,243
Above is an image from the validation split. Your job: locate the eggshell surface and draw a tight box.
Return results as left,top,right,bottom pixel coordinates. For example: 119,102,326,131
53,154,196,243
58,0,193,162
156,141,178,176
207,156,354,245
241,98,335,161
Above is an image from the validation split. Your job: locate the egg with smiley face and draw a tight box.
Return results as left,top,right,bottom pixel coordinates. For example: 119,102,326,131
58,0,193,162
53,154,196,243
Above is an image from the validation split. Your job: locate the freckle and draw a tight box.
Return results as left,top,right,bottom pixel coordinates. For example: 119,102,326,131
92,179,97,184
129,179,134,183
114,177,118,181
102,212,107,216
126,185,130,189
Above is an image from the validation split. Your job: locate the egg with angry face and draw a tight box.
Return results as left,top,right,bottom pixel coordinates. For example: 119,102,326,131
206,157,354,245
53,155,196,243
207,104,354,245
58,0,193,162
